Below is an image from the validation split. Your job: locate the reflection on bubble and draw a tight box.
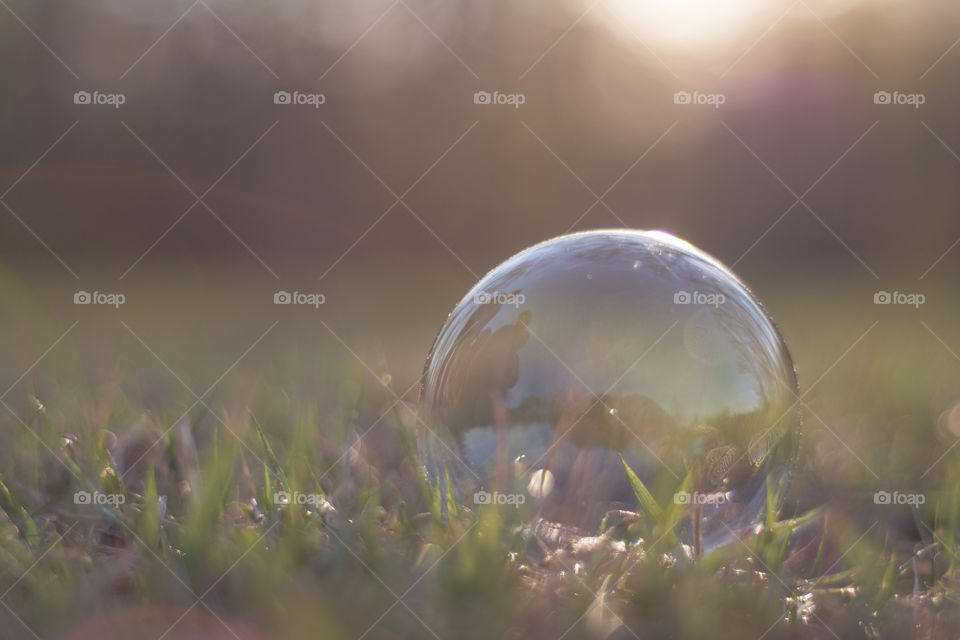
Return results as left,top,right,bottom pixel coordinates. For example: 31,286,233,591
421,230,800,552
938,402,960,439
528,468,555,499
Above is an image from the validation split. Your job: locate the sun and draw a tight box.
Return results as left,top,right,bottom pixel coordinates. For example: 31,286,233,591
601,0,780,51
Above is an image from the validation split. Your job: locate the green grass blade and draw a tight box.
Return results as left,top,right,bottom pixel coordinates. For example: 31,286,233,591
620,456,662,522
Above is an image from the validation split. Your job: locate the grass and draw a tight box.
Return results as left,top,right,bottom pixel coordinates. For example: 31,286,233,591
0,387,957,640
1,284,960,639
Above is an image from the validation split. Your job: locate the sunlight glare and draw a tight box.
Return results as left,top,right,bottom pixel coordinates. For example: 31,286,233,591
603,0,778,51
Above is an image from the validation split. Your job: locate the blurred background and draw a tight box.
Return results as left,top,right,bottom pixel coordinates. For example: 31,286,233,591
1,0,960,532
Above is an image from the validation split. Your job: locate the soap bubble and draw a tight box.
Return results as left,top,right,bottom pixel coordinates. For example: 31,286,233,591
420,230,799,552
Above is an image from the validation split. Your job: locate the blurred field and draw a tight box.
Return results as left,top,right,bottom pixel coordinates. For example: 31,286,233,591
1,267,959,638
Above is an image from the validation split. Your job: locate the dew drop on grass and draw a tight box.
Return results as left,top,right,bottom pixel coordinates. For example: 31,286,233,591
421,230,800,552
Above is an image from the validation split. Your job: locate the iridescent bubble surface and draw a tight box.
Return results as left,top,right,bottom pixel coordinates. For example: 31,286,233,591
421,230,799,551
